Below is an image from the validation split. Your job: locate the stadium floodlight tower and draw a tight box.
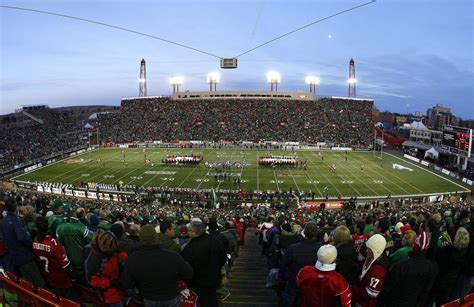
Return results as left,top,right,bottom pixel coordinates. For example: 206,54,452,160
207,72,220,91
305,75,320,94
139,59,147,97
267,71,281,91
348,58,356,98
169,76,183,94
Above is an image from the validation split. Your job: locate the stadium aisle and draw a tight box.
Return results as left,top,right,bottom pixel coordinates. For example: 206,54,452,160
222,228,278,307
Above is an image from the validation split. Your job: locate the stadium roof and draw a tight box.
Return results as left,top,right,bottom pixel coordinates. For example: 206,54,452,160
409,121,428,130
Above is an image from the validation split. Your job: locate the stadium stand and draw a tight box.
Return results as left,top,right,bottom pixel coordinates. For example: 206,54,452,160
0,189,472,306
98,97,373,146
0,106,88,174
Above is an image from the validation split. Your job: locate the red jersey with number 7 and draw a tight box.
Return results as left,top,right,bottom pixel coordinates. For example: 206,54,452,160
33,234,72,288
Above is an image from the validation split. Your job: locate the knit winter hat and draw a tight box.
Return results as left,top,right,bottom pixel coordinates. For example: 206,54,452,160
315,244,337,272
52,199,63,212
412,231,430,252
140,224,158,246
400,225,412,233
89,214,100,227
366,234,386,261
395,222,404,234
110,223,124,238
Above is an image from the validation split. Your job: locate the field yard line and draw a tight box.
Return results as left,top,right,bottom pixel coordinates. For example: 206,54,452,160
256,149,260,191
300,151,342,196
384,152,470,192
365,153,426,194
322,156,362,197
93,150,144,184
11,147,98,181
177,164,200,188
273,170,280,191
335,154,387,196
61,148,141,184
287,167,301,194
44,149,116,183
298,152,322,196
349,153,406,195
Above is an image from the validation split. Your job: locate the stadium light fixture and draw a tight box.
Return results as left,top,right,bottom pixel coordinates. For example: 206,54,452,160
139,78,146,83
267,71,281,91
305,75,320,94
169,76,183,94
348,78,357,84
207,72,220,91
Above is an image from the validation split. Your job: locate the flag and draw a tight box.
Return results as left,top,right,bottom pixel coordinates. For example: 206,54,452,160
212,188,219,207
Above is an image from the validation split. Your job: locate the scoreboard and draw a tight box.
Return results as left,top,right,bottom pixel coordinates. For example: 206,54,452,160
442,126,472,157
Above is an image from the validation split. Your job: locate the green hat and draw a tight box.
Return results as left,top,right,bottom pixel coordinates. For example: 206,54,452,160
139,224,158,246
52,199,64,212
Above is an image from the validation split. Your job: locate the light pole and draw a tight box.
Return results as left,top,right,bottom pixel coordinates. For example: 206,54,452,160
207,72,220,91
169,76,183,94
267,71,281,91
305,76,320,95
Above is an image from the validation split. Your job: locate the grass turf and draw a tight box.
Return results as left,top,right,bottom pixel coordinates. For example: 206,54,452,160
12,148,471,198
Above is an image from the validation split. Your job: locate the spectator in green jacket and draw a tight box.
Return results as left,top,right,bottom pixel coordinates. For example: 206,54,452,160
157,220,181,253
48,199,65,235
56,208,93,280
390,230,416,269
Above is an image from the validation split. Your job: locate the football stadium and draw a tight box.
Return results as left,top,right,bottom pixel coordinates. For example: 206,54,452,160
1,1,473,307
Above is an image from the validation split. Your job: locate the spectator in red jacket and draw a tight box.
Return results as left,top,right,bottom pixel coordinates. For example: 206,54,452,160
33,216,75,298
353,234,387,307
85,230,128,306
296,244,352,307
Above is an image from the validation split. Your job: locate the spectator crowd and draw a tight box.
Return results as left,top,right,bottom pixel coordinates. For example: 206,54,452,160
98,97,373,147
0,188,472,306
0,107,87,173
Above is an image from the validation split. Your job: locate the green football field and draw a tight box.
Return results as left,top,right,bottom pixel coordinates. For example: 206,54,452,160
12,148,471,198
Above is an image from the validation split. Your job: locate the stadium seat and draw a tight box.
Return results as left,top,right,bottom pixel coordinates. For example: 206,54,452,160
461,293,474,307
37,287,58,303
17,278,38,305
0,275,18,296
58,296,81,307
442,299,460,307
5,271,19,282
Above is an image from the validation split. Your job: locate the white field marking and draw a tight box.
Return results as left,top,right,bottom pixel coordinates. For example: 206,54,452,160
256,149,260,190
392,164,413,171
56,148,129,183
11,147,95,181
334,154,380,195
287,167,302,194
300,151,342,195
142,158,175,187
368,154,429,194
340,153,395,195
385,152,470,192
75,149,140,184
354,152,410,195
298,151,323,196
323,156,361,196
273,170,281,191
96,150,145,184
178,164,200,188
38,149,113,183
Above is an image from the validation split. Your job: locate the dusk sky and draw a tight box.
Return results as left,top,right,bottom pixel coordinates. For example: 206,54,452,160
1,0,473,117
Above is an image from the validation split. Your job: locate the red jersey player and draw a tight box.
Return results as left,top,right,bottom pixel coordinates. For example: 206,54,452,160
32,216,73,291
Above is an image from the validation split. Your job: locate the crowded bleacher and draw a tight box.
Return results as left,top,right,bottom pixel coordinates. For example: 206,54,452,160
0,188,472,306
98,97,373,146
0,106,88,174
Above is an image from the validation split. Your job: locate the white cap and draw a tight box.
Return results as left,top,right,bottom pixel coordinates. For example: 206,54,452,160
315,244,337,272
